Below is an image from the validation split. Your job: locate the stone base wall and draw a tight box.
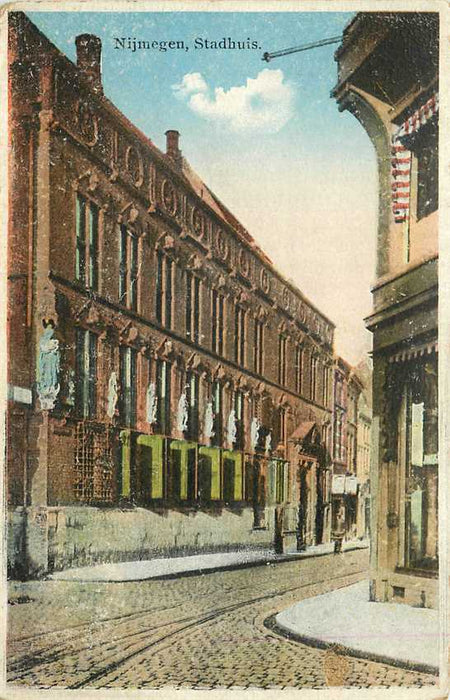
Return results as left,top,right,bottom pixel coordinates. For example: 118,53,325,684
370,571,438,609
8,505,277,578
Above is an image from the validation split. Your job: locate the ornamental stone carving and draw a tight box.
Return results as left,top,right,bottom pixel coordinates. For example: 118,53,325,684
191,207,206,238
177,392,189,433
76,100,98,147
161,179,177,215
204,402,215,440
146,382,158,425
260,268,271,295
107,371,118,418
125,145,144,187
282,287,291,311
227,409,237,448
216,229,229,262
239,249,251,278
250,416,261,451
37,322,60,411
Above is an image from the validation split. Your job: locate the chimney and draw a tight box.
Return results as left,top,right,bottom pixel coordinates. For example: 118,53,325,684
165,130,182,167
75,34,103,95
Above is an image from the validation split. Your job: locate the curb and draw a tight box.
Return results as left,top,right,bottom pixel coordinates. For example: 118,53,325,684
264,613,439,677
47,543,369,584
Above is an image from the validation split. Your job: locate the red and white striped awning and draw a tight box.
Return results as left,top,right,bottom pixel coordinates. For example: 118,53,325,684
396,94,439,139
388,340,438,363
391,93,439,223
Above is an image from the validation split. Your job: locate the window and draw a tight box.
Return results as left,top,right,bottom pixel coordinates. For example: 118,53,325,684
119,346,137,427
417,129,438,220
75,329,97,418
254,319,264,375
186,272,201,344
275,461,287,503
295,345,304,395
234,390,244,450
277,407,286,447
211,290,225,355
268,459,287,504
119,225,138,310
278,334,287,386
212,381,222,447
310,355,317,401
74,422,115,504
76,194,99,290
156,360,171,435
400,356,438,571
155,251,173,327
322,363,328,406
334,410,344,461
234,306,246,366
322,424,329,453
186,372,199,440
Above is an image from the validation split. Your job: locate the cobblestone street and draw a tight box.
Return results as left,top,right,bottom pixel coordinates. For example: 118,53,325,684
7,549,436,690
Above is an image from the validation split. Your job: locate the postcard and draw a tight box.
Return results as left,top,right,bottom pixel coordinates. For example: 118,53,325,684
2,1,448,698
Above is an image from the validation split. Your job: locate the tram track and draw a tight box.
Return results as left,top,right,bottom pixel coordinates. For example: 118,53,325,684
68,568,367,689
8,554,369,688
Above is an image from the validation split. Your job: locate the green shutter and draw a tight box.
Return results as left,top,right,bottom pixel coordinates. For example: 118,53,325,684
222,450,243,502
199,446,221,500
137,434,164,499
120,430,131,498
170,440,197,500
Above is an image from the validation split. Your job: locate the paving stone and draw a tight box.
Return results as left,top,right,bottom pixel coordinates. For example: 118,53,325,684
7,549,437,690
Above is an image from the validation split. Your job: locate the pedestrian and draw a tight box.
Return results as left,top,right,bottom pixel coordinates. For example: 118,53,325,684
333,505,345,554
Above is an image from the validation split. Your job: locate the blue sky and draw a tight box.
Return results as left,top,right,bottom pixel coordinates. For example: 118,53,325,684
29,11,378,364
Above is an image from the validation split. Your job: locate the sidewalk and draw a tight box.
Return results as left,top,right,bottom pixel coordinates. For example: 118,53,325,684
274,580,439,675
50,538,369,582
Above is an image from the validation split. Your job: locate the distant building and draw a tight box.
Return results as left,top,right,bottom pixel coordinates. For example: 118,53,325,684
331,357,368,541
334,12,438,608
355,359,372,539
8,13,336,577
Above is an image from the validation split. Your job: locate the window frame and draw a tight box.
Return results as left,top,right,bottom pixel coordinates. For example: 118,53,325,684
186,271,201,345
119,224,139,311
119,345,138,428
76,193,100,291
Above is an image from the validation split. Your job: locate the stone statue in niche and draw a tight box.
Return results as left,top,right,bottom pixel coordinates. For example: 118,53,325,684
177,392,189,433
204,402,215,440
107,371,118,418
37,320,60,410
250,416,261,451
265,431,272,456
66,368,75,406
227,409,237,449
146,382,158,425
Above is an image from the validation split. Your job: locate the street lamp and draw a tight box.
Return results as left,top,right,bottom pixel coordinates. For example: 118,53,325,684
262,35,341,63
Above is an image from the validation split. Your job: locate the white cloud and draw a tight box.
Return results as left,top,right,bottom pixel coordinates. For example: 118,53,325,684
172,69,295,134
172,72,208,98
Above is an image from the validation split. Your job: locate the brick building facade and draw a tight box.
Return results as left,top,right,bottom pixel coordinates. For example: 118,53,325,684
331,358,368,541
8,13,336,577
334,12,439,608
